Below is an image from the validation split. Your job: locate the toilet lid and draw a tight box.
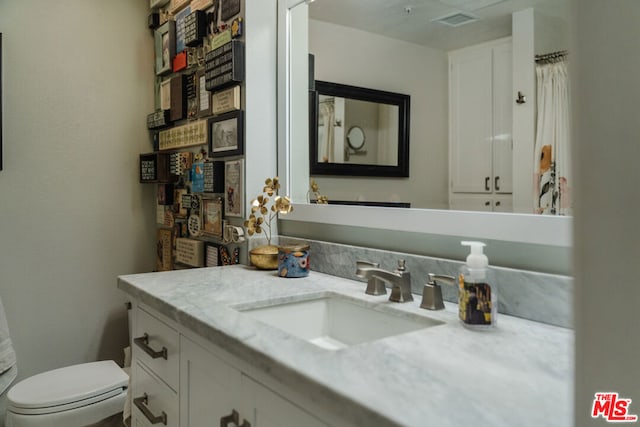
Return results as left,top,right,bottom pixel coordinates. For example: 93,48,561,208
8,360,128,415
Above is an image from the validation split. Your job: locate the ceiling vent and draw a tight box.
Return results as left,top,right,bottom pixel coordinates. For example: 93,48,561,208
432,12,478,27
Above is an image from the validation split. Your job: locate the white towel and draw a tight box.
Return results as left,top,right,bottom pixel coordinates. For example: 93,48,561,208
0,296,17,394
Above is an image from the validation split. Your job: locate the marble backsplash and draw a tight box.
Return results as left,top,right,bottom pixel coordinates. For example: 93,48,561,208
282,237,573,328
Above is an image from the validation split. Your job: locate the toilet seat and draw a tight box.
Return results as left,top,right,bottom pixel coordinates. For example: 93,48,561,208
8,360,128,416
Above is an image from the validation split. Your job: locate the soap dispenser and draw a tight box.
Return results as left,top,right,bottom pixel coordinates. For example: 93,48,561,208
458,241,497,329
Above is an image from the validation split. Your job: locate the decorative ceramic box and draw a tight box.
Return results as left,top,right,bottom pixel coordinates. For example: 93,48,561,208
277,244,310,278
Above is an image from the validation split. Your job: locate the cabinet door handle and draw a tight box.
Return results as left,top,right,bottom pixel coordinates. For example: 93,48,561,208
484,201,491,206
220,409,251,427
133,393,167,425
484,177,490,191
495,176,500,191
496,201,501,206
134,333,168,360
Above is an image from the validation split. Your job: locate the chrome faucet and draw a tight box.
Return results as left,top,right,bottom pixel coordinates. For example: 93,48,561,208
355,259,413,303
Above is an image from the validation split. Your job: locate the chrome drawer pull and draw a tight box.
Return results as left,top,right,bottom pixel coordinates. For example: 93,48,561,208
134,333,168,360
134,393,167,425
220,409,251,427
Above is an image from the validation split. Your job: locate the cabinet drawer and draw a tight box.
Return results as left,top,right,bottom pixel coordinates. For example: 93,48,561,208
134,306,179,390
132,362,178,427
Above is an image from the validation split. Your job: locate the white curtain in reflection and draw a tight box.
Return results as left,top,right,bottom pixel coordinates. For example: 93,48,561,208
319,100,335,163
534,59,571,215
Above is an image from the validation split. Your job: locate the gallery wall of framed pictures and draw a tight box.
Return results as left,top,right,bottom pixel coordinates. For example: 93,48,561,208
142,0,246,271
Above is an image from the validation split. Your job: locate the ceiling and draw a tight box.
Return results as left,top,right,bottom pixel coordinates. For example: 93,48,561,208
309,0,569,51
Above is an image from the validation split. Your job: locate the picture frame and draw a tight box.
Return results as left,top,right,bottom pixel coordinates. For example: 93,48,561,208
202,196,223,238
208,111,244,157
160,79,171,111
224,159,243,217
155,21,176,76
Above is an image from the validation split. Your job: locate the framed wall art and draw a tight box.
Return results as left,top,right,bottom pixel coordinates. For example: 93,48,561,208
155,21,176,76
208,111,243,157
202,196,223,238
224,159,243,217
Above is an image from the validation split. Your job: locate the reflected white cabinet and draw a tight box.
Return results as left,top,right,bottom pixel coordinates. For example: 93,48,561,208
131,302,329,427
449,38,513,211
449,194,513,212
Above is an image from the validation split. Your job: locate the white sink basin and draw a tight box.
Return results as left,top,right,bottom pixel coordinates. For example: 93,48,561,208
238,294,443,350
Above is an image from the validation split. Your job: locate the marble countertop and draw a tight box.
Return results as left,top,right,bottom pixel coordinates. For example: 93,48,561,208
118,265,574,427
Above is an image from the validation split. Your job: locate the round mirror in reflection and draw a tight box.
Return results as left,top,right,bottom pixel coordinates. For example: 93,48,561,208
346,126,365,151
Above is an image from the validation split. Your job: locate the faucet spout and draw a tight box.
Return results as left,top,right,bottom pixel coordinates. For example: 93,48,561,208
355,260,413,303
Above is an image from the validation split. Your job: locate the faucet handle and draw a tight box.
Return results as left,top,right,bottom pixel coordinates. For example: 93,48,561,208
421,274,456,311
355,260,387,296
428,274,456,286
356,260,379,270
396,259,406,271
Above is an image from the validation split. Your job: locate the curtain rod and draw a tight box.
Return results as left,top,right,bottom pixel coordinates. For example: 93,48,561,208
535,50,568,62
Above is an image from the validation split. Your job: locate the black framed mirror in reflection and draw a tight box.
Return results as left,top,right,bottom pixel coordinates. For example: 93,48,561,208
309,81,410,177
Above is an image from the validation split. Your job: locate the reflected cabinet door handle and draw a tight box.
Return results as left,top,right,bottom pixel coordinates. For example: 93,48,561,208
221,409,251,427
134,333,168,360
133,394,167,425
484,177,490,191
495,176,500,191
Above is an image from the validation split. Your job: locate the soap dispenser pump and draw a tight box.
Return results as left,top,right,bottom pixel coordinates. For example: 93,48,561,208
458,241,497,329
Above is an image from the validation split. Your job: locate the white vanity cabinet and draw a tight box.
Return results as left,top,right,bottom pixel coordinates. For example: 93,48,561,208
131,302,328,427
449,37,513,211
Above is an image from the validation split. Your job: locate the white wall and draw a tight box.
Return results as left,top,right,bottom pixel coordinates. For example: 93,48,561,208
309,19,449,209
573,1,640,425
0,0,155,417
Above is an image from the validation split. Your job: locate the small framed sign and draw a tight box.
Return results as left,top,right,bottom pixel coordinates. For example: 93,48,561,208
140,152,174,183
159,120,208,151
205,40,244,92
197,70,211,117
212,85,240,115
202,196,223,238
175,238,205,267
221,0,241,21
186,72,199,120
175,6,191,54
170,74,187,122
205,243,220,267
224,159,243,217
203,160,225,193
156,228,174,271
184,10,207,47
158,183,174,205
155,21,176,76
208,111,243,157
147,110,171,130
160,79,171,111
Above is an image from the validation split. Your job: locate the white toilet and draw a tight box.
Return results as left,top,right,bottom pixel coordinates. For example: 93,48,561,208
5,360,128,427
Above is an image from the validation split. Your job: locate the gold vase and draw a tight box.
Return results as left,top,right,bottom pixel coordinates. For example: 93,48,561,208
249,244,279,270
